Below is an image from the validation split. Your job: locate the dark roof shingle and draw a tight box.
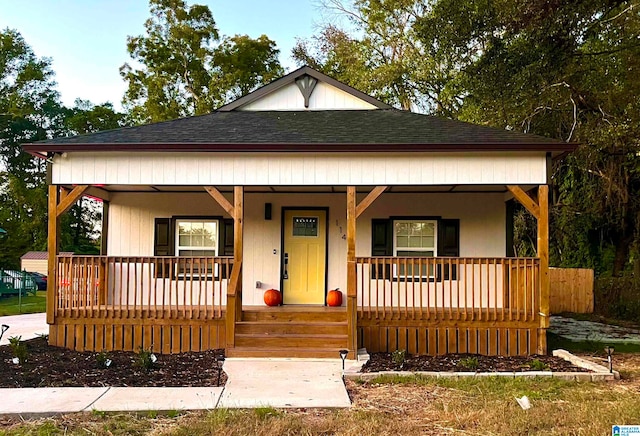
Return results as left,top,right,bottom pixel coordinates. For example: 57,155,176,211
30,110,563,147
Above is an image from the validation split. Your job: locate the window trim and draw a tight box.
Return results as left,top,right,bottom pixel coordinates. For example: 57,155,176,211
392,218,438,279
174,217,220,280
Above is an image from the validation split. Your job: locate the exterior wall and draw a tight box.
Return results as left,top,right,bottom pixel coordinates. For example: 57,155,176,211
107,192,506,306
238,82,378,111
52,152,548,186
21,259,48,275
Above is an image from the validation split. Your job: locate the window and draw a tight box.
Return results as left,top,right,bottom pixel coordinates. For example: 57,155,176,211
176,219,218,256
175,219,218,276
393,220,437,279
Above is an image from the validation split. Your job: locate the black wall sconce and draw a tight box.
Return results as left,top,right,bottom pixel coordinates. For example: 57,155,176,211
264,203,272,220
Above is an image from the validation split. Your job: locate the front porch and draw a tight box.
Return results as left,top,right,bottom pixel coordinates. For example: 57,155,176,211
45,180,550,358
49,253,542,357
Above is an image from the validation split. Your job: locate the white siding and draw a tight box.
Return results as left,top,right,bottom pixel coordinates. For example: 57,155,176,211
238,82,378,111
52,152,548,186
107,192,506,306
21,259,48,275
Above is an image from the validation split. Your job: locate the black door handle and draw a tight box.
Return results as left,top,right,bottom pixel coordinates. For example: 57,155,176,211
283,253,289,279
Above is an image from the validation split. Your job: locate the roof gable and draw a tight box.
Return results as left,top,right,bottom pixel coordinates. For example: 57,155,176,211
217,66,392,111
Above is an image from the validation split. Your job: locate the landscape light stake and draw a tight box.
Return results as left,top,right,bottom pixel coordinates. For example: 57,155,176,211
339,349,349,378
0,325,8,341
605,346,614,374
215,355,225,387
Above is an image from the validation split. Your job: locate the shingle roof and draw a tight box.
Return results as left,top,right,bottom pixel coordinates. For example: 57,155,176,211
27,110,566,151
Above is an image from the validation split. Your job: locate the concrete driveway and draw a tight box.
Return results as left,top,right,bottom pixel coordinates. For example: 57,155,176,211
0,312,47,345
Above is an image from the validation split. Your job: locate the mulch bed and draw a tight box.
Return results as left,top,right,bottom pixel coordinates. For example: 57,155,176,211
0,337,227,388
361,352,592,373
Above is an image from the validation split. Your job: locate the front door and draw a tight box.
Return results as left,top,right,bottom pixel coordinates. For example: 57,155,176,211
282,209,327,305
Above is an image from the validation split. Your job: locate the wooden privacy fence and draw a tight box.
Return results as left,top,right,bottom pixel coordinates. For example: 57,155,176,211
355,257,541,356
51,255,232,353
549,267,594,314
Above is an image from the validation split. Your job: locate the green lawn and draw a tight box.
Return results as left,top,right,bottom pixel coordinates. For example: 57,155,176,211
0,291,46,316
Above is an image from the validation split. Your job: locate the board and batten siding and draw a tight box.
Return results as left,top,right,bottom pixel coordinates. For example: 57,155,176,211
51,152,547,186
237,81,378,111
107,192,506,306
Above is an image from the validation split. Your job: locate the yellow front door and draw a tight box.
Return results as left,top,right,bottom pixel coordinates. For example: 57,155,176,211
282,209,327,305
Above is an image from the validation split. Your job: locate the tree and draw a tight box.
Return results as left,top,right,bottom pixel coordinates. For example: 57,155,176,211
292,0,464,113
121,0,284,123
0,28,60,269
416,0,640,275
0,30,127,268
211,34,283,102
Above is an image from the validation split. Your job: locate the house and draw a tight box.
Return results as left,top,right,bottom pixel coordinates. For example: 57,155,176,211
21,251,73,275
24,67,575,358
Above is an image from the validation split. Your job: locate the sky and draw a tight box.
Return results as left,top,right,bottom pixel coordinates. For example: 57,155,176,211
0,0,333,110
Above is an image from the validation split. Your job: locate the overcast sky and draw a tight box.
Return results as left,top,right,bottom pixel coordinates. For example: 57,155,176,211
0,0,330,110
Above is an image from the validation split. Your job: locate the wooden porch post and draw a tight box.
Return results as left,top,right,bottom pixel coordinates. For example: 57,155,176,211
46,185,59,330
507,184,549,354
346,186,357,357
537,185,549,354
47,184,90,343
225,186,243,349
233,186,243,321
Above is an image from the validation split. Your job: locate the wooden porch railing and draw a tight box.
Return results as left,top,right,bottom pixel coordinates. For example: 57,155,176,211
355,257,540,322
55,256,233,319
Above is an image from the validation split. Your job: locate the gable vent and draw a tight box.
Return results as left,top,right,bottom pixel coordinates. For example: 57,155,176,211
295,75,318,108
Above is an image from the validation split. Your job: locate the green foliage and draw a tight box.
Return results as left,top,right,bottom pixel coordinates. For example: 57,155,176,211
96,351,111,369
0,30,126,269
391,349,406,369
8,335,28,364
121,0,283,123
527,359,550,371
594,277,640,322
135,347,156,372
254,406,281,420
458,356,479,371
302,1,640,277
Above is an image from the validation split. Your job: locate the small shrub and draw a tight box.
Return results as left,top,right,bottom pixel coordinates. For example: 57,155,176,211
8,336,28,364
96,351,112,369
391,349,406,370
135,347,157,372
458,356,479,371
527,359,550,371
255,406,281,420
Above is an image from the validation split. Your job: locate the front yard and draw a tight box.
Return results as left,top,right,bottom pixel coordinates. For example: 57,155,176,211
0,291,46,316
1,353,639,435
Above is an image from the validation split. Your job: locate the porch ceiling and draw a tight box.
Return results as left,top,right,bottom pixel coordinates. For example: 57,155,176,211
66,184,527,195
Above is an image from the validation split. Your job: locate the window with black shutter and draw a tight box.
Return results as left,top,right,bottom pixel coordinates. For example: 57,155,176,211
153,216,233,279
370,217,459,281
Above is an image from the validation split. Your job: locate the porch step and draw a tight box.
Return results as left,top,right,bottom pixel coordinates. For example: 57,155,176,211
226,347,348,359
235,333,348,349
241,308,347,323
236,321,347,336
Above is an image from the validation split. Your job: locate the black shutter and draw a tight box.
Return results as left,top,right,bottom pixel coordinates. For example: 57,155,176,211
154,218,174,278
437,219,459,280
371,219,392,279
219,219,234,278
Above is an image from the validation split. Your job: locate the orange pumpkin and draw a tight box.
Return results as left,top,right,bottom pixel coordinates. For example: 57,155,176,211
327,289,343,307
264,289,282,306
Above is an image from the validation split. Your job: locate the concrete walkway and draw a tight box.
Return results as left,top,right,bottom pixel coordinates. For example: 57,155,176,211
0,313,47,345
0,358,353,415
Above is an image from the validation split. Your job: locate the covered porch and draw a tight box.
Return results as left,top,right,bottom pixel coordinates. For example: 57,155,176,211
46,183,549,358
